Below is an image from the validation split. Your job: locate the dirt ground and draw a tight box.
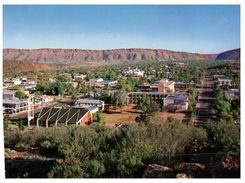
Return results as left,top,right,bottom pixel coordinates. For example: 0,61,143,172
103,104,187,125
102,112,139,125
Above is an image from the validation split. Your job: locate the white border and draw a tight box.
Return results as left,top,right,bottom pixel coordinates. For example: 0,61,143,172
0,0,243,182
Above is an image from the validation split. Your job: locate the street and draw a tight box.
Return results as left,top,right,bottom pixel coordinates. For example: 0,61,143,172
193,71,216,127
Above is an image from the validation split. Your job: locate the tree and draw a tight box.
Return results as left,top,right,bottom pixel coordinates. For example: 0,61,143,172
15,90,27,99
207,119,240,159
111,91,127,109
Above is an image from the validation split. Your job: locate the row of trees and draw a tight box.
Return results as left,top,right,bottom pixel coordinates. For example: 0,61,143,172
213,83,240,121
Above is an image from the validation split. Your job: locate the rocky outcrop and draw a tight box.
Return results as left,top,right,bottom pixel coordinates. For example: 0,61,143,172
142,164,175,178
3,48,217,64
215,48,240,61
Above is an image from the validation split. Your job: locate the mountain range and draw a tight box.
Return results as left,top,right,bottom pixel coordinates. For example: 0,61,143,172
3,48,240,65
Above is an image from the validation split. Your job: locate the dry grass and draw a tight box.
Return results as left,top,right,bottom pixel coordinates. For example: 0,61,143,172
102,112,139,125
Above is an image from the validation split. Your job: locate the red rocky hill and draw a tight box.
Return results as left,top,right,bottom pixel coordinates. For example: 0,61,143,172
3,48,217,64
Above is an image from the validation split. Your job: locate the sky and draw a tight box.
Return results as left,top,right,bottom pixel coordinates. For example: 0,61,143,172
3,5,240,54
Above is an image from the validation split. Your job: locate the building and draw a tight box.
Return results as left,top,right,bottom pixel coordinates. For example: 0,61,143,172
225,89,240,100
89,78,117,87
75,99,105,110
89,78,104,87
34,95,54,105
175,81,195,91
128,92,167,104
74,74,87,81
122,68,144,77
150,79,175,93
21,78,37,85
37,107,92,127
3,90,16,100
4,78,22,86
128,91,189,112
103,80,118,86
3,99,28,114
163,94,189,112
217,78,232,86
215,75,232,86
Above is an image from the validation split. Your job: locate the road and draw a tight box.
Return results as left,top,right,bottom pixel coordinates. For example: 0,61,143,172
193,71,216,127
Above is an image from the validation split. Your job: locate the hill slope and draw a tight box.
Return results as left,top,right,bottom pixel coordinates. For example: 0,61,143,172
3,48,217,64
215,48,240,61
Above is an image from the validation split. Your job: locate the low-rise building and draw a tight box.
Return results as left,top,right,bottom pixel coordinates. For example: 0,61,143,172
74,74,87,81
225,89,240,100
34,95,54,105
75,99,105,110
122,68,144,77
103,80,118,86
128,91,189,112
150,79,175,92
128,91,166,104
89,78,117,87
4,78,22,86
217,77,232,86
37,107,92,127
3,99,28,114
163,94,189,112
3,89,16,100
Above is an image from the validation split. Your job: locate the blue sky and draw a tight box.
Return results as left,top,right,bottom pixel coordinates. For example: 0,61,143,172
3,5,240,53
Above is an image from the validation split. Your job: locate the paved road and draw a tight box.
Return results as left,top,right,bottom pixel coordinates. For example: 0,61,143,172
193,71,216,127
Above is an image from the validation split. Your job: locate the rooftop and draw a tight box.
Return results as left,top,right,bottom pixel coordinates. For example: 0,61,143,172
76,99,104,104
3,99,28,105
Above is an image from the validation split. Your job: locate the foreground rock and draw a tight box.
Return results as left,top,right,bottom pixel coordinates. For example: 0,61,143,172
142,164,175,178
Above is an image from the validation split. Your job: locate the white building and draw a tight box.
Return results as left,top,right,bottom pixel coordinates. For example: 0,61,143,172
75,99,105,110
217,78,232,86
3,99,28,114
74,74,87,81
122,68,144,77
4,78,22,86
163,94,189,112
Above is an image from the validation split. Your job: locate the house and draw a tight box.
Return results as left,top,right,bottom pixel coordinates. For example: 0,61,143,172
122,68,144,77
225,89,240,100
37,107,92,127
163,94,189,112
21,78,37,85
34,95,54,105
75,99,105,110
3,99,28,114
89,78,104,87
4,78,22,86
150,79,175,92
74,74,87,81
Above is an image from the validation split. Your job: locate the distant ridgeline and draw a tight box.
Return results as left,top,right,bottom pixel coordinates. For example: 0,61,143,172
3,48,218,64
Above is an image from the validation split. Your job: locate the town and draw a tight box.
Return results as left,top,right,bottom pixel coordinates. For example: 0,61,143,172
3,60,240,128
3,59,240,178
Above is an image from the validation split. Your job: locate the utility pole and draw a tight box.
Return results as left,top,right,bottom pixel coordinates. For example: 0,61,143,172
28,95,35,127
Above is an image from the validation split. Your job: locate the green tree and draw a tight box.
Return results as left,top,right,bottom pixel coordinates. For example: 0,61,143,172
111,91,127,109
15,90,27,99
